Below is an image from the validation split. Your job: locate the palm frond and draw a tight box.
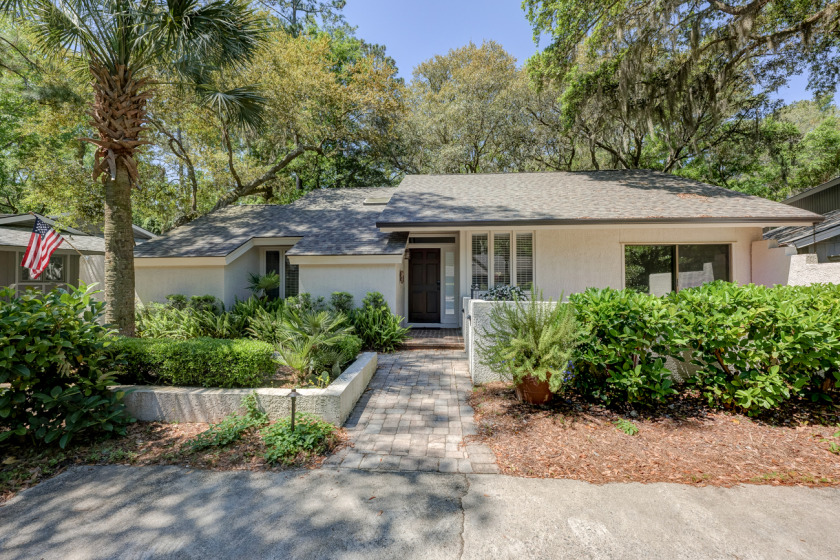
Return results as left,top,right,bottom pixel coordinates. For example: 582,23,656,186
200,85,265,132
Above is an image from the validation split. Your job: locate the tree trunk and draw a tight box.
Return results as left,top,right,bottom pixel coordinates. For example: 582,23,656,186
104,158,136,336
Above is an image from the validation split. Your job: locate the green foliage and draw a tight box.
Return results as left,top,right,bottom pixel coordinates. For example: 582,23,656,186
110,337,276,388
274,307,358,384
261,413,337,465
329,292,354,314
614,418,639,436
484,285,527,301
477,291,579,393
350,292,409,352
670,282,840,414
570,288,678,405
247,272,281,300
136,296,282,340
0,285,131,448
185,393,268,452
285,293,328,314
563,283,840,413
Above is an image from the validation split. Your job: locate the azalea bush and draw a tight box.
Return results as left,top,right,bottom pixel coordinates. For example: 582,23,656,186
0,285,131,448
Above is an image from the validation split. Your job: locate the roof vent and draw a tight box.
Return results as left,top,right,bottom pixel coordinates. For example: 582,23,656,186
364,196,392,205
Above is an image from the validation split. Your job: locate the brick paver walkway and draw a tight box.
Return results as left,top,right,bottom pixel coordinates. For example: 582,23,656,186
323,350,499,473
400,329,464,350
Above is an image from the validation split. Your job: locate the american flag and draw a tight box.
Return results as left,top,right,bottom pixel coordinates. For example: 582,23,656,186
21,216,65,280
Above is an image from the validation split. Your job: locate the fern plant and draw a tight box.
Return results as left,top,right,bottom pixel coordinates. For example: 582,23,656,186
477,290,579,393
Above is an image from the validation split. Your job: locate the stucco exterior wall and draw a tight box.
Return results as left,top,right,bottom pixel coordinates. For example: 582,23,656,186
135,266,225,306
788,254,840,286
532,226,762,299
751,240,796,287
299,263,401,312
224,246,259,306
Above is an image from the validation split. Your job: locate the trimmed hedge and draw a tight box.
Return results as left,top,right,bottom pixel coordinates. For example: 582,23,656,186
569,282,840,413
110,337,277,388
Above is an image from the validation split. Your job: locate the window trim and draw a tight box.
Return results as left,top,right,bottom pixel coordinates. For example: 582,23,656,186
470,231,535,290
621,242,733,292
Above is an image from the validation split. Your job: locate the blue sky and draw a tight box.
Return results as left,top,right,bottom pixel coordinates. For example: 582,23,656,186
343,0,835,105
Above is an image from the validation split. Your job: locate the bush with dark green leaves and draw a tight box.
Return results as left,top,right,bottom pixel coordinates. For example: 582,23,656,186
568,283,840,413
110,337,277,388
350,292,409,352
570,288,679,405
670,282,840,413
0,285,131,448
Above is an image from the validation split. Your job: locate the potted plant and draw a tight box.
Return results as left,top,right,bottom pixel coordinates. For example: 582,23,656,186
476,289,579,404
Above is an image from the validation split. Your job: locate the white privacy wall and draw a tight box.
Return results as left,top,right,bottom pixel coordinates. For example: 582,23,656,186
298,263,401,312
533,226,763,299
135,265,226,306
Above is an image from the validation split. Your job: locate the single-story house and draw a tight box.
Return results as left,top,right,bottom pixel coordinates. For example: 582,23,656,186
133,170,823,326
0,213,157,295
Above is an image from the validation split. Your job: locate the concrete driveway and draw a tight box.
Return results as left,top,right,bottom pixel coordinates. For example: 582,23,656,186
1,466,838,560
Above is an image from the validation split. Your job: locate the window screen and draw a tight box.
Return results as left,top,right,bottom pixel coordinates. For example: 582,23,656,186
265,250,281,300
21,254,65,282
493,233,511,286
285,256,299,298
678,245,730,290
515,233,533,290
471,234,489,290
624,245,675,295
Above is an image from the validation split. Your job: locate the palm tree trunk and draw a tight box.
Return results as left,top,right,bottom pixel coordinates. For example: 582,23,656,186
104,158,136,336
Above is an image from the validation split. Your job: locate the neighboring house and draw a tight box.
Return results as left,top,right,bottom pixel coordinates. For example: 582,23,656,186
0,213,158,295
764,176,840,262
134,170,822,327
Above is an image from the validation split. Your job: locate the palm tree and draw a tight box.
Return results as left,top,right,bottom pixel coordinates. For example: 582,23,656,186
0,0,264,335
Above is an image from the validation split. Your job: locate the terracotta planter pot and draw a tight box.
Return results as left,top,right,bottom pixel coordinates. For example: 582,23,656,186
514,373,553,405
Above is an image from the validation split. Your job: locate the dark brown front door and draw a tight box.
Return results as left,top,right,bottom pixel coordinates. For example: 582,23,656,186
408,248,440,323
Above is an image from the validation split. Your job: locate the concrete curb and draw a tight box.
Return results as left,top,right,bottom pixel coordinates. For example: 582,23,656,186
113,352,378,426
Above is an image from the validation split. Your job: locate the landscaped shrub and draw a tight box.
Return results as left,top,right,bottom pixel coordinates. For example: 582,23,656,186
329,292,355,314
261,413,338,465
477,292,578,393
670,282,840,414
136,296,280,340
273,307,359,385
570,288,679,405
110,337,277,388
0,285,131,448
484,284,527,301
350,292,409,352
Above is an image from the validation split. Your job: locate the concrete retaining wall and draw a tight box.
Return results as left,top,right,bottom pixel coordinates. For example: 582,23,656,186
115,352,377,426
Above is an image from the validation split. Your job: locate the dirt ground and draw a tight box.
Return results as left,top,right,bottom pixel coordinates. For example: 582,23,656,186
1,422,347,503
468,383,840,486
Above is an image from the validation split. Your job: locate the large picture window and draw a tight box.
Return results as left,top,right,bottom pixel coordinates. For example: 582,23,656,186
471,232,533,291
624,244,730,295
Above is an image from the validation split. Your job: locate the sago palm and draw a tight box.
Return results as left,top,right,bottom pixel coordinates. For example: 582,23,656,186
0,0,265,334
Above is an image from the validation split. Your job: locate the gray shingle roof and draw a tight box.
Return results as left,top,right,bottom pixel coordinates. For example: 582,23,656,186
0,227,105,252
376,170,822,228
134,188,406,258
764,209,840,248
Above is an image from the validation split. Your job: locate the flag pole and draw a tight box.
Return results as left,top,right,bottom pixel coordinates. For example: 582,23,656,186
27,212,88,260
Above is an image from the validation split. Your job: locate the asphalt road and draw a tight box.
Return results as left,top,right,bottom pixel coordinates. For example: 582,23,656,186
1,465,838,559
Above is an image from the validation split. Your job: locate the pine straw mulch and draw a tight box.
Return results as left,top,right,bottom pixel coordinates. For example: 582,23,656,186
1,421,348,504
468,383,840,487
